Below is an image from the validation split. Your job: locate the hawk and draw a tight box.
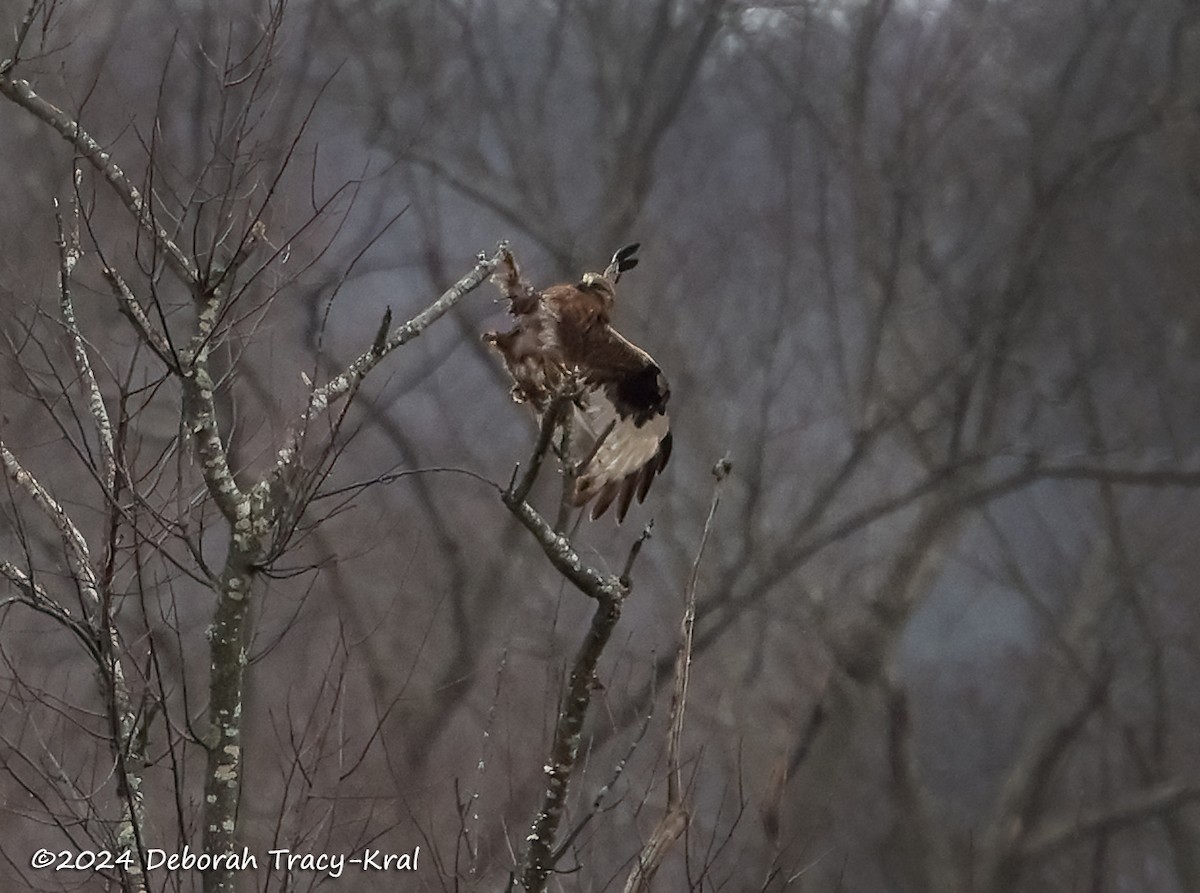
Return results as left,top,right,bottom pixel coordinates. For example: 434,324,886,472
484,244,672,522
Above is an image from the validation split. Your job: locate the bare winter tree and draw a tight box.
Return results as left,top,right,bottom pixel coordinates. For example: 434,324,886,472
0,5,529,892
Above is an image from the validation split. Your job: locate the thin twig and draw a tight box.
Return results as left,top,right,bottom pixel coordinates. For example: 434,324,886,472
624,454,731,893
0,439,96,596
0,74,199,285
510,387,574,505
101,266,178,369
0,0,45,75
619,522,654,588
0,562,99,660
550,702,657,864
266,245,508,501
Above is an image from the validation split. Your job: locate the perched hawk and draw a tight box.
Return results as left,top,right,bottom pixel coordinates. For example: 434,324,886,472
485,244,672,522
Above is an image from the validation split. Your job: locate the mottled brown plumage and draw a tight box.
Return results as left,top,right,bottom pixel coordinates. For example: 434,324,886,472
484,246,672,521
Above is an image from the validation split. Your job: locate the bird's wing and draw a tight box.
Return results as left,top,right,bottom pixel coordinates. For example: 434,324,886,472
572,394,671,522
566,324,672,522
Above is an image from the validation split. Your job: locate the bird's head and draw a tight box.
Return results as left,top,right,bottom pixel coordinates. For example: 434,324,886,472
578,272,616,309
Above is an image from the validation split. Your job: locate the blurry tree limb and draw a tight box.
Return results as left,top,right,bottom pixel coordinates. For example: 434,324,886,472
976,378,1125,893
881,684,958,893
1033,458,1200,488
1022,780,1200,860
589,430,1200,787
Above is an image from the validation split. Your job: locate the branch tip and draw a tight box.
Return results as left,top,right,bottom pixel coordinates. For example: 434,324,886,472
712,454,732,480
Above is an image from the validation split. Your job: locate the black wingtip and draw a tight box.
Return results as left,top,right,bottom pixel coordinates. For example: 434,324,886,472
613,242,640,273
616,242,640,261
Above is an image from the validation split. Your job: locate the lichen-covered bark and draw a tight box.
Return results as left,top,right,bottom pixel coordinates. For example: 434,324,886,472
181,291,264,893
0,436,148,892
201,555,256,892
521,595,622,891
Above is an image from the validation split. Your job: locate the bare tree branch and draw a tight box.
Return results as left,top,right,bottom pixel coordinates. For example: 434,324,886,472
624,454,730,893
1022,780,1200,860
266,244,508,499
0,74,198,286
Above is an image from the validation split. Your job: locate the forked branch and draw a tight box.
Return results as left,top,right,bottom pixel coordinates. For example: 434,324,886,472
500,370,650,890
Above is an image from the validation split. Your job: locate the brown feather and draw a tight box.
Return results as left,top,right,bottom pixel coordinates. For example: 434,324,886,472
636,460,656,503
616,474,639,522
658,431,673,469
590,479,621,520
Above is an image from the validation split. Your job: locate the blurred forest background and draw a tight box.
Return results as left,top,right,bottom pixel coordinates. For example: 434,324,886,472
3,0,1200,890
